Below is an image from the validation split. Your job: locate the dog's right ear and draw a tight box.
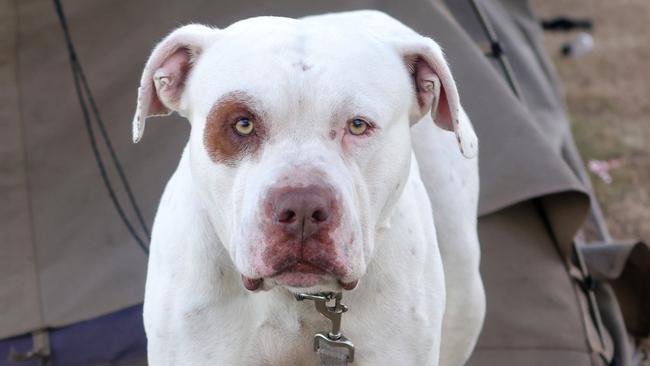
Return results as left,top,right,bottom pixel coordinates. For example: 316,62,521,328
132,24,217,143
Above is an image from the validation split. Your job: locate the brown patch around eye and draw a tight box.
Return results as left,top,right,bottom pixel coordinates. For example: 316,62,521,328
203,91,266,165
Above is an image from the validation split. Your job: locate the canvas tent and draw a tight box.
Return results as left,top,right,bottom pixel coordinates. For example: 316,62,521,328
1,0,648,365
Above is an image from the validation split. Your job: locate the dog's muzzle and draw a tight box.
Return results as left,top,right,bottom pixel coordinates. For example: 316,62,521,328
241,183,358,291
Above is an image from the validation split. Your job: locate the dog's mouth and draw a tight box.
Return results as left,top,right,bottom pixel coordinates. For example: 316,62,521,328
282,260,327,274
241,259,358,291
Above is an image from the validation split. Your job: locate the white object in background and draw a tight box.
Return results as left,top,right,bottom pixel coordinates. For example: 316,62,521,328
588,158,622,184
563,32,595,57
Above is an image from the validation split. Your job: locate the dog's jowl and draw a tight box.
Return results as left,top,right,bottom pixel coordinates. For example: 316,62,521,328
133,10,484,366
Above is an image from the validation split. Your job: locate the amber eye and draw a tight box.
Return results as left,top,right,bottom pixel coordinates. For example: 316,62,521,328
348,118,370,136
233,117,255,136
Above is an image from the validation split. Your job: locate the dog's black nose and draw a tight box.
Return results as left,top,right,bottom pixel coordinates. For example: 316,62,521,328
271,185,334,239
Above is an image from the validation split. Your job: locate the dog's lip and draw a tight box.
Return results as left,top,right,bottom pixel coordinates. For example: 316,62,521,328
272,260,359,290
241,275,263,291
277,260,328,275
240,268,359,292
339,279,358,290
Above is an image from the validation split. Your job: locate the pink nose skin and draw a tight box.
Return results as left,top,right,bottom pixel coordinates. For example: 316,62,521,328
242,184,359,291
273,186,333,240
255,184,347,288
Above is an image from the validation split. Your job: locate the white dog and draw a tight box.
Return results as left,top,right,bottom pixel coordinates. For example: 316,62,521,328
133,10,484,365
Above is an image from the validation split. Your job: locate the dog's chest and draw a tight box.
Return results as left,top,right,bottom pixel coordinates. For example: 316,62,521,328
169,303,324,365
153,290,439,366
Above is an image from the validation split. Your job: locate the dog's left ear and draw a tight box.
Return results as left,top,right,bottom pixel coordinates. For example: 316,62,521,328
325,11,477,157
132,24,218,143
399,37,478,159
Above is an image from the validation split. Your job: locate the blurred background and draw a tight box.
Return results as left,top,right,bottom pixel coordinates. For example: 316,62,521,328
534,0,650,242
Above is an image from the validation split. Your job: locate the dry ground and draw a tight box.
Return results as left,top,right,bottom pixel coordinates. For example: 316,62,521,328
532,0,650,242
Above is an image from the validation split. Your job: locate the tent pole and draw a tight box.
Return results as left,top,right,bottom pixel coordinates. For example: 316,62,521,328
469,0,526,104
52,0,150,254
467,0,612,243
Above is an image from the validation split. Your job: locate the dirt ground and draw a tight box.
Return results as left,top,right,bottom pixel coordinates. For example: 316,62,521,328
532,0,650,242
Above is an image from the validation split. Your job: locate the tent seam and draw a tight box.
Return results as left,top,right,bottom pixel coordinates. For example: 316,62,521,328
13,0,47,330
476,346,593,353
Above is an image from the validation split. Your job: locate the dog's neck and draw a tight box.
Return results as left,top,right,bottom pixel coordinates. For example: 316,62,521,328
144,150,442,364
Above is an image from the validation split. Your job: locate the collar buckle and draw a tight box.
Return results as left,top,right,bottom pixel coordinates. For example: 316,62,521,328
296,292,355,363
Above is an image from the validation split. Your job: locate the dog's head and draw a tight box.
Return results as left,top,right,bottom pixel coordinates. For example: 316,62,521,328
133,11,476,293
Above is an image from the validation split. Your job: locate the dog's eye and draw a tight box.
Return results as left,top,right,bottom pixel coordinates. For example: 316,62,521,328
348,118,370,136
233,117,255,136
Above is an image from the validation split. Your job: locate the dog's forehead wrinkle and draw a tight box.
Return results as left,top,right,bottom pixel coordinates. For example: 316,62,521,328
292,60,313,72
291,26,312,72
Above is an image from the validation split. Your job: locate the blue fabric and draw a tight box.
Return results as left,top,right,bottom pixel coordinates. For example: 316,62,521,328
0,335,38,366
1,304,146,366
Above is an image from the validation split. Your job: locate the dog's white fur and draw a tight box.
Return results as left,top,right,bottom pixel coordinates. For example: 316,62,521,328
134,11,484,365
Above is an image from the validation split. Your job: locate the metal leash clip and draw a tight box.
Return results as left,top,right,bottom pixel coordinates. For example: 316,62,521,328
295,292,355,363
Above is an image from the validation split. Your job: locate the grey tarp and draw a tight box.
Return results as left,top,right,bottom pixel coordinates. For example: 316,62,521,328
1,0,644,364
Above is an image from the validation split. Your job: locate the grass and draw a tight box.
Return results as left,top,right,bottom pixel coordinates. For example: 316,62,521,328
533,0,650,242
